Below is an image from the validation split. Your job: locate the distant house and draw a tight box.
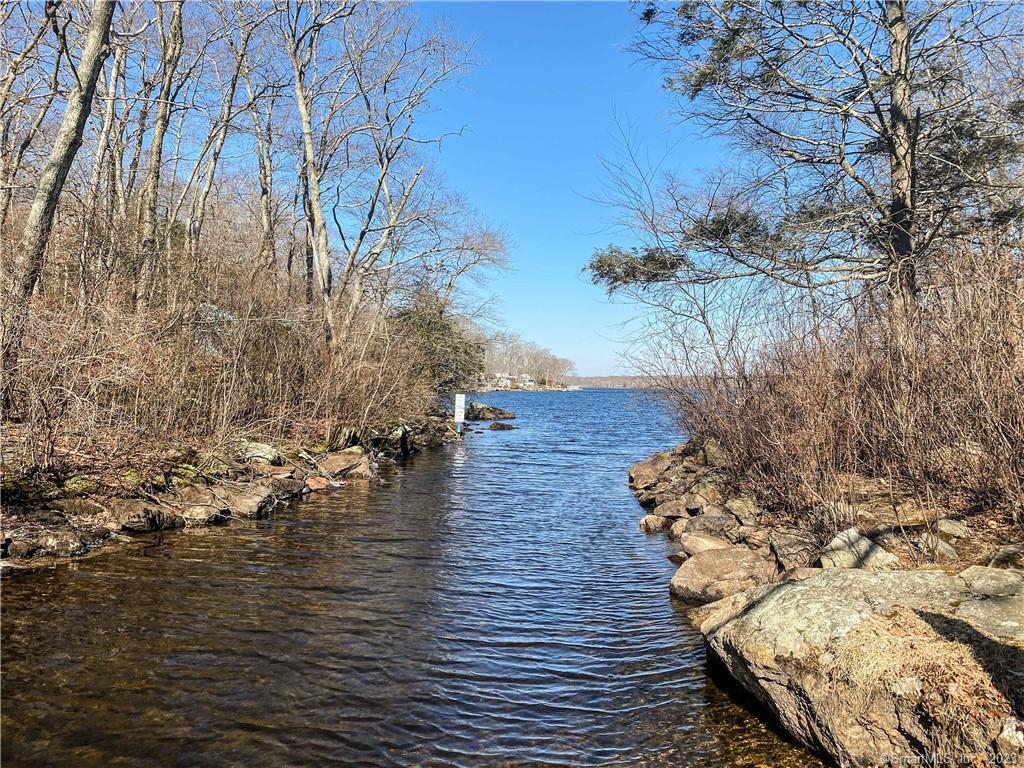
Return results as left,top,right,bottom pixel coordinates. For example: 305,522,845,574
518,374,536,388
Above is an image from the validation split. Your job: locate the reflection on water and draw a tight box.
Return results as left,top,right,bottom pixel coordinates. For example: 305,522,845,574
1,390,823,767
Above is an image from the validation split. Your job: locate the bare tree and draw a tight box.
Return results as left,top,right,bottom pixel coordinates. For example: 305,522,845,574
1,0,116,403
136,0,184,305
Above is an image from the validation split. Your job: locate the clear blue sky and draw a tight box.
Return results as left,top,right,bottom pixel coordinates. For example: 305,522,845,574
414,1,715,376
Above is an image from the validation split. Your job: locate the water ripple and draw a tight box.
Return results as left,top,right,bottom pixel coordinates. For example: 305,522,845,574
1,390,822,767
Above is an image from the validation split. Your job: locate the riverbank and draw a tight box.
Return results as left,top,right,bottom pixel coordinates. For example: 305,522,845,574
631,440,1024,766
0,406,516,573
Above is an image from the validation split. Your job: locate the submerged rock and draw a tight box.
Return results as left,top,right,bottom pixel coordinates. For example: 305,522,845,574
699,567,1024,767
488,421,518,430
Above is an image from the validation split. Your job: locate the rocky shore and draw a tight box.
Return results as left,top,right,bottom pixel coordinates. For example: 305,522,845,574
631,440,1024,767
1,405,517,572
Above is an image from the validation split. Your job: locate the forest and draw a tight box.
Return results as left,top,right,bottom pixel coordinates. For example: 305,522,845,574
1,0,511,474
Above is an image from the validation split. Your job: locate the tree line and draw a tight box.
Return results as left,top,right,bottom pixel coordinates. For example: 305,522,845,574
0,0,503,468
477,331,574,388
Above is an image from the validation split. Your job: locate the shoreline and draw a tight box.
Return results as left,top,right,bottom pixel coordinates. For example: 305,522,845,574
630,439,1024,766
1,412,501,575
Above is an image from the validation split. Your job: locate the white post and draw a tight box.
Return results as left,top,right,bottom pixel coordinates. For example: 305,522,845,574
454,393,466,435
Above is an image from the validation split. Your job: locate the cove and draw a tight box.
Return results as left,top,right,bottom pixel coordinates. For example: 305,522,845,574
1,390,821,767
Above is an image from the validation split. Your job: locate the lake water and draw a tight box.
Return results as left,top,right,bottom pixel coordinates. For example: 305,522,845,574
1,389,822,767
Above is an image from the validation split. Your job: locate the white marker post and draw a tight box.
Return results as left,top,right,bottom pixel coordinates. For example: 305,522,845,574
454,393,466,435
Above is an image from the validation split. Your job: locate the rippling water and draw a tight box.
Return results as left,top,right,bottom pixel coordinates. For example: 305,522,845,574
1,390,822,767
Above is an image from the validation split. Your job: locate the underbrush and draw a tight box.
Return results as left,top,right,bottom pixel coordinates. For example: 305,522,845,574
659,244,1024,533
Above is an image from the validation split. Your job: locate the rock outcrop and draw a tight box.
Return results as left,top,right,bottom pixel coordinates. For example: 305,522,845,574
2,420,457,569
465,402,515,421
700,567,1024,767
630,437,1024,767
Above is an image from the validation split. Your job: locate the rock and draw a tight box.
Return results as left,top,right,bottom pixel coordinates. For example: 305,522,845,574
218,485,276,519
465,402,515,421
320,447,366,476
769,528,818,570
6,539,39,558
44,498,108,517
699,568,1024,768
818,527,898,570
683,482,725,513
668,518,689,539
935,518,969,539
270,477,308,498
109,499,185,532
488,421,518,430
680,511,741,539
629,451,675,490
918,531,957,562
724,494,761,526
305,475,331,491
650,498,688,520
669,546,777,603
36,530,87,557
700,438,729,467
167,485,229,525
668,549,688,565
988,545,1024,571
345,454,373,479
958,565,1022,596
639,514,671,533
775,566,823,582
235,440,281,465
732,526,770,549
676,532,732,556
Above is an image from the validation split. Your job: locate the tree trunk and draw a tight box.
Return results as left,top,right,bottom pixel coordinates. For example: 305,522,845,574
885,0,917,302
137,0,184,306
289,55,337,348
1,0,116,407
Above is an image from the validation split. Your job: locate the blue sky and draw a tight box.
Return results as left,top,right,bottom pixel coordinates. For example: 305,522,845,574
414,1,714,376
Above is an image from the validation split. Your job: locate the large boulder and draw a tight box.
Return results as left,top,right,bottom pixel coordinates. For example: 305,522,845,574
320,447,366,476
678,510,741,539
465,402,515,421
676,532,732,556
769,528,819,570
700,567,1024,767
669,546,777,603
819,526,898,570
629,451,675,491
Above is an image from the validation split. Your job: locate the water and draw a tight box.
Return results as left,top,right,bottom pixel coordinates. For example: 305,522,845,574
1,390,822,767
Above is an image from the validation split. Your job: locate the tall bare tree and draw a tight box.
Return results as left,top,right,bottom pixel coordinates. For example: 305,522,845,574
1,0,116,403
